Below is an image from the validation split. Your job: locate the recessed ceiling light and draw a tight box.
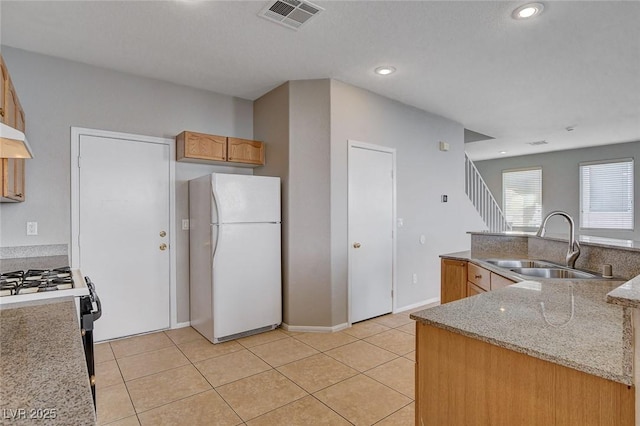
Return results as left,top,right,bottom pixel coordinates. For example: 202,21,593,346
512,3,544,20
499,151,507,155
374,66,396,76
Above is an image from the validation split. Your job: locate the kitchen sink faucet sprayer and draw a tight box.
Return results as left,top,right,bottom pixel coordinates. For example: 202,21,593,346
536,211,581,269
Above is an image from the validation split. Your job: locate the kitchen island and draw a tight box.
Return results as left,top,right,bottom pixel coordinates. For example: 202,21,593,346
411,233,640,426
0,297,96,425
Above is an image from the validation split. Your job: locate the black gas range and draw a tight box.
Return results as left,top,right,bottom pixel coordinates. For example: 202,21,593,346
0,266,102,409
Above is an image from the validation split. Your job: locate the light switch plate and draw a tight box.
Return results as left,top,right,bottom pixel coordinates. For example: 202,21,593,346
182,219,190,230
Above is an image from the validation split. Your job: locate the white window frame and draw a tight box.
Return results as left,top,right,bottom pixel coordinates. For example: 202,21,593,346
502,167,543,231
579,158,634,231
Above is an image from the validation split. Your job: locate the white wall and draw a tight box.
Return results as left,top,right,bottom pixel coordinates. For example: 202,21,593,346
330,79,485,319
0,46,254,322
475,141,640,241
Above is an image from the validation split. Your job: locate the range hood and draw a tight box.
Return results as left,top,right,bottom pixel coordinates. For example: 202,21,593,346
0,122,33,158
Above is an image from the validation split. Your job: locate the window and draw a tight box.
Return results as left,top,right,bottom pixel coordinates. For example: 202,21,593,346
502,168,542,229
580,159,634,230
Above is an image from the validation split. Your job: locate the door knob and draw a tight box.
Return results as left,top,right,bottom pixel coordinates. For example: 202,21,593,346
159,231,166,237
353,242,361,248
159,243,167,251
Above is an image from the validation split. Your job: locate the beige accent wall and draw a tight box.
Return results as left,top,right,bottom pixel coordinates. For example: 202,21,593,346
254,78,485,328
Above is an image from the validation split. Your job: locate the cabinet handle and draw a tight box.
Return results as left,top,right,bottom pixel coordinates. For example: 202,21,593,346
228,157,232,160
16,193,23,198
0,108,4,117
475,274,482,279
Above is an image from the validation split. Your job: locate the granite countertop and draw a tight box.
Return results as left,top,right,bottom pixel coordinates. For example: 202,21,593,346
607,275,640,309
413,252,632,386
0,255,69,272
0,298,96,425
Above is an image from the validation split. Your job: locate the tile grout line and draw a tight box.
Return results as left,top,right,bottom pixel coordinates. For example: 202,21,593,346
97,312,422,425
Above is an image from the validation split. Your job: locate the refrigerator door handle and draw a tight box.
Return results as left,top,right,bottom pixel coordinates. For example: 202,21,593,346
212,186,222,224
212,225,221,266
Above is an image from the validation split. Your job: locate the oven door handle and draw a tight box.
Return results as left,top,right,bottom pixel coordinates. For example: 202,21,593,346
84,276,102,320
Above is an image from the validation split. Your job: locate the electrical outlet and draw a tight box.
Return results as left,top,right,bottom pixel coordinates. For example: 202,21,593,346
26,222,38,236
182,219,190,230
412,273,418,284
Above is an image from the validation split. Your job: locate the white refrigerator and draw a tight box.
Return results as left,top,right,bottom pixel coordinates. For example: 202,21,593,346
189,173,282,343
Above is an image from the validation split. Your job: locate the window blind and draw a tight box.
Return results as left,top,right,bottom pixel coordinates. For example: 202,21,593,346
580,159,634,230
502,168,542,228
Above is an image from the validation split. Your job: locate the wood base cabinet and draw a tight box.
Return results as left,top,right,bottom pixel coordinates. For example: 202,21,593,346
441,259,467,304
415,322,634,426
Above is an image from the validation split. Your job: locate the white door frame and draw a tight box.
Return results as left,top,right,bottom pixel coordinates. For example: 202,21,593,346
347,140,397,326
70,127,179,328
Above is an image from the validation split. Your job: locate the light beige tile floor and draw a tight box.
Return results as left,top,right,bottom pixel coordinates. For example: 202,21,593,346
95,306,431,425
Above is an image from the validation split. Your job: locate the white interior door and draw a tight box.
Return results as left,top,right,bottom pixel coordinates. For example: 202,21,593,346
78,134,171,341
348,142,395,323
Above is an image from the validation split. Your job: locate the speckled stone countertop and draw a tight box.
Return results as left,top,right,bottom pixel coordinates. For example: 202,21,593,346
0,255,69,272
412,252,633,386
607,275,640,309
0,298,96,425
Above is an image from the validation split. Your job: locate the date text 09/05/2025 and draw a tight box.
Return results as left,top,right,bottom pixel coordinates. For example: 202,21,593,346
2,408,58,420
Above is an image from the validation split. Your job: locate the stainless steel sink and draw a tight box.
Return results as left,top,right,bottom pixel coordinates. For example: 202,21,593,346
484,259,558,269
483,259,603,279
508,267,600,279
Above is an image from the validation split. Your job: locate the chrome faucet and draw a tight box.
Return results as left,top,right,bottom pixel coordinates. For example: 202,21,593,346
536,211,581,269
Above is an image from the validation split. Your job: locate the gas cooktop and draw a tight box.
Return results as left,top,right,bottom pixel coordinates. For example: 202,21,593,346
0,267,74,297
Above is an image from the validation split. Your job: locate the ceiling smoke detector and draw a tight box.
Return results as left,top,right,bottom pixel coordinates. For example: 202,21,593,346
526,140,548,146
259,0,323,30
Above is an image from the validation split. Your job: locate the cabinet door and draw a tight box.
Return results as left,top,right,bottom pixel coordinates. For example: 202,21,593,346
227,137,264,165
467,281,486,297
1,75,25,202
4,80,17,128
441,259,467,304
3,158,25,201
177,131,227,162
0,58,6,124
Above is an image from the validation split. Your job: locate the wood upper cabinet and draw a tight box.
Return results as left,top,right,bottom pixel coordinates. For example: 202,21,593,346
176,131,227,162
1,55,26,203
0,58,6,123
441,259,467,304
176,131,265,167
227,137,264,165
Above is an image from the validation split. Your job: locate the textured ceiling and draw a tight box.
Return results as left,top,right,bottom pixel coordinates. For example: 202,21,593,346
1,1,639,160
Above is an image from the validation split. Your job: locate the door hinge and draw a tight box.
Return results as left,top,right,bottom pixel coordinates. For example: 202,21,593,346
78,156,81,168
78,233,81,248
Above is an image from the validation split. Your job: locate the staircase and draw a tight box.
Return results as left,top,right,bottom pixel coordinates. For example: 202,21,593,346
465,153,512,232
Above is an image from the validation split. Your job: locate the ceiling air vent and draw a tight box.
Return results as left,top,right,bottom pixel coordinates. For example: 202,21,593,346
259,0,323,30
526,140,548,146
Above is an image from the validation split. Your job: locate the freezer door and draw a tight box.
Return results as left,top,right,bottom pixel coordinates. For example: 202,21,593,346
212,223,282,340
211,174,280,224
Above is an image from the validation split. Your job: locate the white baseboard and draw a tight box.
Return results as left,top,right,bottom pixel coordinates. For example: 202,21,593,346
281,322,349,333
394,297,440,313
172,321,191,329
